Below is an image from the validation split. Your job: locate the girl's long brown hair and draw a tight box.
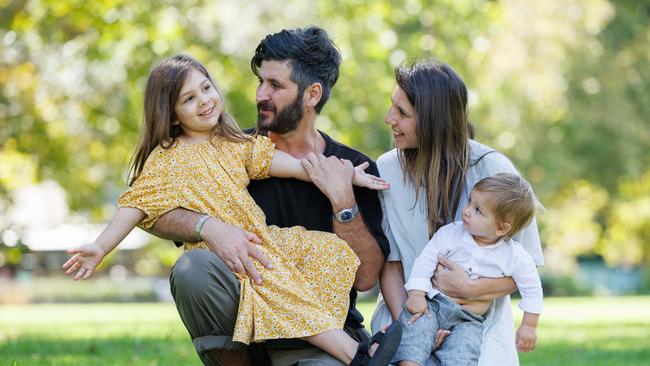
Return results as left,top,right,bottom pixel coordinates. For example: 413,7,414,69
128,54,246,185
395,59,470,235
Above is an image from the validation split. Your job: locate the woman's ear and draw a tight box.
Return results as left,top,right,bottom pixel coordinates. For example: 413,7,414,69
495,222,512,237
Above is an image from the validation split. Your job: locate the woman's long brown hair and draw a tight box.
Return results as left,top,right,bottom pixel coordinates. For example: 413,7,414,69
128,54,246,186
395,59,470,235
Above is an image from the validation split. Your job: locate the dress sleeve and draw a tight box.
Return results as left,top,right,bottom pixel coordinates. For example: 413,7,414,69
118,147,186,230
241,135,276,180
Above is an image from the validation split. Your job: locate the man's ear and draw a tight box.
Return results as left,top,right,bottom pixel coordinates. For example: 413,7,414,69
495,222,512,237
304,82,323,109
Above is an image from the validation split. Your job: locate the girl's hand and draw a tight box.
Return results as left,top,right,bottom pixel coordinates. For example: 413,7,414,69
405,293,428,324
62,243,107,280
516,324,537,352
349,160,390,190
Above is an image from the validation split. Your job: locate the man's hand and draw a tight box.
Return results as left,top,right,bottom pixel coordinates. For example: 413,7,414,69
62,242,106,280
405,291,428,324
516,324,537,352
432,254,472,298
301,153,355,209
201,218,272,284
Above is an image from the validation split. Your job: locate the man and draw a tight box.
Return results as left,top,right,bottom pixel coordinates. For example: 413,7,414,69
149,26,389,365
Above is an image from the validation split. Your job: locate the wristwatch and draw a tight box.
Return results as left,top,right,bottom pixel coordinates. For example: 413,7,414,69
334,204,358,223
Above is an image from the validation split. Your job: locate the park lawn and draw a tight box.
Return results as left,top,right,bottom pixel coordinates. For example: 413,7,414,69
1,296,649,365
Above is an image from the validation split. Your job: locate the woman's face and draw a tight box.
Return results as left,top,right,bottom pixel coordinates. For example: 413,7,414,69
384,85,418,149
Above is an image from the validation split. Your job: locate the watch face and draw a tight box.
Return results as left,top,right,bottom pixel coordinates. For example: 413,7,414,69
340,211,353,222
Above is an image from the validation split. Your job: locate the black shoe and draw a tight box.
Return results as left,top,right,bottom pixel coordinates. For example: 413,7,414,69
349,321,403,366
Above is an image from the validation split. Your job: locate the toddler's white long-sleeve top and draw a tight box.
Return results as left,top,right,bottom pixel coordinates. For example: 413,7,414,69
405,221,543,314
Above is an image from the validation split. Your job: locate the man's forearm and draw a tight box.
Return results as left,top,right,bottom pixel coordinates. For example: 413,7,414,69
147,208,203,242
334,214,384,291
330,186,384,291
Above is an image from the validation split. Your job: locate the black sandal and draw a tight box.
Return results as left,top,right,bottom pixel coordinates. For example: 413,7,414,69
349,321,403,366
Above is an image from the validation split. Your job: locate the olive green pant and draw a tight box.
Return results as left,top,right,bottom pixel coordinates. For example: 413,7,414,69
170,249,370,366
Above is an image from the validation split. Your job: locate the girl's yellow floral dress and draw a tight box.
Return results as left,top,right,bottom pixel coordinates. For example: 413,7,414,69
118,135,360,344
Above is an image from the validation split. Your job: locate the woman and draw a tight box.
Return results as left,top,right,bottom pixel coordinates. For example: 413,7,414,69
371,59,544,365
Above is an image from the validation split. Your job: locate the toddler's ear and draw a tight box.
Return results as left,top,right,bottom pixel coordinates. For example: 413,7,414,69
496,222,511,237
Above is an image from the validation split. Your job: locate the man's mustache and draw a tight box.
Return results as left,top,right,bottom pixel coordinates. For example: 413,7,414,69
257,102,275,112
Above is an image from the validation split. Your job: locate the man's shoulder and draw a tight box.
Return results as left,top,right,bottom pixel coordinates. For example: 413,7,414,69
323,131,374,164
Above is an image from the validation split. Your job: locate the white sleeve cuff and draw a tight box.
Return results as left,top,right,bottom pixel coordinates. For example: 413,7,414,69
518,298,543,314
405,278,435,298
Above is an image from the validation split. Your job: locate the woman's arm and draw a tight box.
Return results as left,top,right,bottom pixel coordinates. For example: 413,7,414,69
380,260,407,320
433,254,517,300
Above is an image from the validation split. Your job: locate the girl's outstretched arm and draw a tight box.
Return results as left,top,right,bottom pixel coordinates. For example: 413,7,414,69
269,150,389,190
63,207,145,280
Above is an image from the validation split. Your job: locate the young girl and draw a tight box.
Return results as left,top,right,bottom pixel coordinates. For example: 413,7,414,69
62,54,401,366
393,173,543,366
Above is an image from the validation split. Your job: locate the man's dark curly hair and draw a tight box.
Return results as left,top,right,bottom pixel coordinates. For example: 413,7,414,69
251,26,341,113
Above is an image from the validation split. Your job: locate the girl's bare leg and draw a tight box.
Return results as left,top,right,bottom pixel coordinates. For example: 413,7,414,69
303,329,359,364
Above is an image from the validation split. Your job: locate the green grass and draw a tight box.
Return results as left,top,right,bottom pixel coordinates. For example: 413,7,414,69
1,297,649,365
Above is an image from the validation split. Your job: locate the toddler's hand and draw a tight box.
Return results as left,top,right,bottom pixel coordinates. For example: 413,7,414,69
516,324,537,352
62,242,106,280
405,293,428,324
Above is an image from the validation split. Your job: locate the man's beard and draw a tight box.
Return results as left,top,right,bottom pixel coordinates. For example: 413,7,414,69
256,93,304,134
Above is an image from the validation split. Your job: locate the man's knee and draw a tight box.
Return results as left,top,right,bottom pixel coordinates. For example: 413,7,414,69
170,249,239,304
172,250,227,288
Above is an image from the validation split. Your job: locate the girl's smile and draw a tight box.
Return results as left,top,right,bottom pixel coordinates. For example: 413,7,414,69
174,68,223,141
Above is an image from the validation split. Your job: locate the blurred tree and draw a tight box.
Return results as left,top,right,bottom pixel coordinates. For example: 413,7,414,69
0,0,648,269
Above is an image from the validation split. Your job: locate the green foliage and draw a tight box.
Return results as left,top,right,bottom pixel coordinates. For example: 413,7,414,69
1,0,649,266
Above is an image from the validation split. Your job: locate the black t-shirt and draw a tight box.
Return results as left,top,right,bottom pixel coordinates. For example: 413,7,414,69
247,130,389,336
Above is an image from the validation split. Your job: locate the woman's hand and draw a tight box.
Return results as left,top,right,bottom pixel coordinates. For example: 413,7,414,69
62,242,106,280
432,254,472,298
